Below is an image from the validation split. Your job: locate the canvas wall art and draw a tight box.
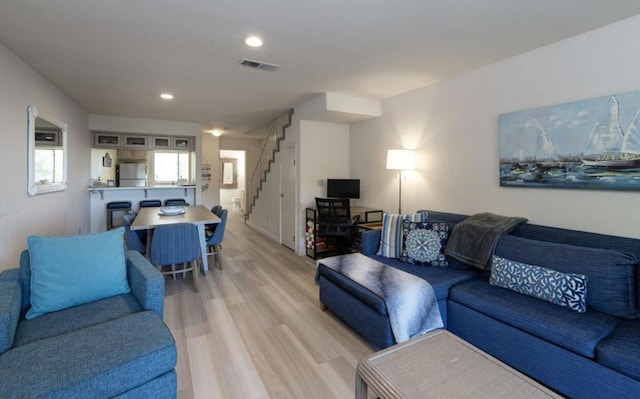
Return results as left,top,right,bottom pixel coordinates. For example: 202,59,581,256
499,90,640,191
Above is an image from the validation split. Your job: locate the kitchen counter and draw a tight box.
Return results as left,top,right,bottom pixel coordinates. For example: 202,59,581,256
89,185,198,232
89,185,196,199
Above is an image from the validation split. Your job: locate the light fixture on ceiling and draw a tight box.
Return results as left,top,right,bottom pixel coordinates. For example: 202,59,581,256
210,129,223,137
160,93,174,100
245,36,263,47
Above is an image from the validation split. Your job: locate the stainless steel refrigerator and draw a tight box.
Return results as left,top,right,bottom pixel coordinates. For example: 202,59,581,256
117,163,148,187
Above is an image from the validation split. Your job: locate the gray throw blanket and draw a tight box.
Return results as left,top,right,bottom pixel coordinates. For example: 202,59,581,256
316,253,443,343
444,212,527,269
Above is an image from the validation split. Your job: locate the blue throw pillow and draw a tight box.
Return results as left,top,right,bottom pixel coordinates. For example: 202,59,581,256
489,255,588,313
401,221,449,267
26,227,130,319
495,235,637,318
377,212,428,258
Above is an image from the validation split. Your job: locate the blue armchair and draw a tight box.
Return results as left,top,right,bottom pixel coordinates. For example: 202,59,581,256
0,247,176,398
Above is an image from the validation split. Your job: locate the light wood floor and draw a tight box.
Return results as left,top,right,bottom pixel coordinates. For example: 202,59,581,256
162,211,376,399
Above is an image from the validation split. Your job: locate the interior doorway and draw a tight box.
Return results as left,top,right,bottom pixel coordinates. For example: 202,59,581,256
219,150,246,213
280,146,296,250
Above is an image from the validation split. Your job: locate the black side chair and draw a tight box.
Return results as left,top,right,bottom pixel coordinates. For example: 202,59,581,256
315,197,360,254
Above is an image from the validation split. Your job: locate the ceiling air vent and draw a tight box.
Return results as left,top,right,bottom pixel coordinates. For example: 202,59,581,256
239,58,280,72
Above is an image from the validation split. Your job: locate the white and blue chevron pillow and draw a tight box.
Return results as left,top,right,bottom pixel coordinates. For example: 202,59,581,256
490,255,588,313
377,212,428,258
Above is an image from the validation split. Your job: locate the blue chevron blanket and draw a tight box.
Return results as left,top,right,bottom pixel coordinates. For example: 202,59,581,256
316,253,443,343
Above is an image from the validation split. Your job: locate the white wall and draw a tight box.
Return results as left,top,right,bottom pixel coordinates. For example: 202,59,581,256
0,42,89,271
351,15,640,239
249,151,282,241
299,120,351,208
201,134,220,209
297,120,350,252
90,148,118,183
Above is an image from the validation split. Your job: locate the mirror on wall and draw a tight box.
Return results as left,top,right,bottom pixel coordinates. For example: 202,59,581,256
27,105,67,196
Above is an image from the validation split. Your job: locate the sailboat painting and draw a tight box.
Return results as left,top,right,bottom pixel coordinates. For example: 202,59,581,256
499,89,640,191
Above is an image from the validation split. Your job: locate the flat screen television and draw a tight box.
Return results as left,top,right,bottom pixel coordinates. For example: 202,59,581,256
327,178,360,199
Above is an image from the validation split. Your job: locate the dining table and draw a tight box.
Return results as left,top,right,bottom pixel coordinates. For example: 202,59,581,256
131,205,221,274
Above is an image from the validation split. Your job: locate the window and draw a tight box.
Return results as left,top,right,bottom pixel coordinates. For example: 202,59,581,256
153,152,190,184
34,148,63,184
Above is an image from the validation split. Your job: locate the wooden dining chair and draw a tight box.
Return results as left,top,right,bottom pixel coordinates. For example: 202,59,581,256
150,223,201,292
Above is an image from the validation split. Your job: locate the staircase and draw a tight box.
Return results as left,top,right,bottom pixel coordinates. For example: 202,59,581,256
246,109,293,218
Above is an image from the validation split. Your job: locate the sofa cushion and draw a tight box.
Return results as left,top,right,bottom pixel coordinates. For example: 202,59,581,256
400,221,448,267
377,212,427,258
490,255,588,313
0,270,21,354
495,235,637,318
14,293,142,347
597,319,640,381
0,311,176,399
26,227,131,319
449,279,620,358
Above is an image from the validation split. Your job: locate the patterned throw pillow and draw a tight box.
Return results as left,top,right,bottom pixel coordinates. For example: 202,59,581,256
377,212,428,258
401,221,449,267
489,255,588,313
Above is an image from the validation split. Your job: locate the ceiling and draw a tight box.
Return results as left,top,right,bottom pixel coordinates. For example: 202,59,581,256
1,1,640,138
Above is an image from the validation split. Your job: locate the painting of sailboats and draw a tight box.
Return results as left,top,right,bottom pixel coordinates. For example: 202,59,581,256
499,89,640,190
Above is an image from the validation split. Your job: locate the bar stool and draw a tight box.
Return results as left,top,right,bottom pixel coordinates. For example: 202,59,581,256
139,200,161,208
106,201,132,230
164,198,188,206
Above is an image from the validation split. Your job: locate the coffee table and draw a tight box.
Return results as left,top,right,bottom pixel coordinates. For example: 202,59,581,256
356,329,562,399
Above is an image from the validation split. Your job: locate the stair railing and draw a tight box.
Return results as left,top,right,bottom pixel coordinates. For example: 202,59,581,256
246,109,293,217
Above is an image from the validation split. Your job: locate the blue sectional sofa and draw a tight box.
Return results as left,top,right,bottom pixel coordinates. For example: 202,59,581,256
0,250,177,398
316,210,640,398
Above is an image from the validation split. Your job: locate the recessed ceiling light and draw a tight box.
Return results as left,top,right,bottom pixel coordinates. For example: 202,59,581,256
245,36,263,47
160,93,174,100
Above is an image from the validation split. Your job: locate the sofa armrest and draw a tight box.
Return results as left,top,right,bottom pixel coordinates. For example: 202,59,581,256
126,250,165,317
361,230,382,256
0,269,22,354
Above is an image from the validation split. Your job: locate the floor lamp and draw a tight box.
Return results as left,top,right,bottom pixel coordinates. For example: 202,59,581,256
386,149,415,214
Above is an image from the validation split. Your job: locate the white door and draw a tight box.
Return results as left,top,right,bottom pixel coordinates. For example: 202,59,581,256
280,147,296,250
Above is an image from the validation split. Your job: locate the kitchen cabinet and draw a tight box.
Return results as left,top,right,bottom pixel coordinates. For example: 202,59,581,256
152,136,171,149
122,135,149,149
172,137,193,150
117,149,148,161
153,136,192,150
94,132,121,148
93,132,193,151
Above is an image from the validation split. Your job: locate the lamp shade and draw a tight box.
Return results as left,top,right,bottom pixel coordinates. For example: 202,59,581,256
386,149,415,170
